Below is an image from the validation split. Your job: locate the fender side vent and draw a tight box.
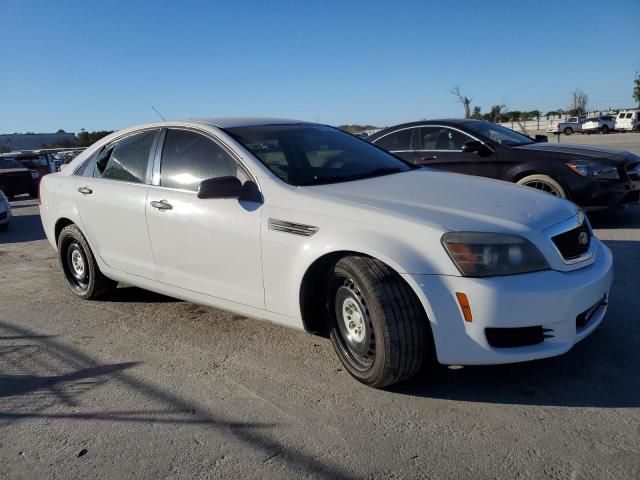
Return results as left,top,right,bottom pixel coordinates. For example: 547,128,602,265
269,219,319,237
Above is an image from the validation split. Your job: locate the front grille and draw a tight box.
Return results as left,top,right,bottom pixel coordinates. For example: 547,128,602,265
552,223,591,260
485,326,552,348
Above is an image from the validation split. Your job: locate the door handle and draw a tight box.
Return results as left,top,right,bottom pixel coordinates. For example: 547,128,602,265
150,200,173,211
420,155,438,161
77,186,93,195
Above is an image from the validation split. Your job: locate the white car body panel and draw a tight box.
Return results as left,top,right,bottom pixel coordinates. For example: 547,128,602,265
39,119,614,365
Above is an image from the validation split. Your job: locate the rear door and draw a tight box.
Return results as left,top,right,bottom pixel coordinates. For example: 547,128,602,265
74,129,159,279
371,128,415,162
145,128,265,308
412,126,500,177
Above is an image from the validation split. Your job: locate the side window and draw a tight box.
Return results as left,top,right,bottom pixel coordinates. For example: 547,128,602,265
160,129,245,191
419,127,471,150
627,113,634,119
374,129,413,151
94,130,157,183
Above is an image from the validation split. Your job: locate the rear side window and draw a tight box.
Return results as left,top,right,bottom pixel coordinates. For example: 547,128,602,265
374,129,413,151
627,113,633,119
94,130,157,183
160,129,244,191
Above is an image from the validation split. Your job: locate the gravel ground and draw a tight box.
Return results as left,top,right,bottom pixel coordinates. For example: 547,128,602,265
1,134,639,479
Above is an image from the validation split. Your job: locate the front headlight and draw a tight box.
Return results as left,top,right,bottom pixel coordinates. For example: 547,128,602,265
566,161,619,180
442,232,549,277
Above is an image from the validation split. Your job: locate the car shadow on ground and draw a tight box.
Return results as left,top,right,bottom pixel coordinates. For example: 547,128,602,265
103,286,182,303
0,320,354,479
0,214,46,244
391,239,640,408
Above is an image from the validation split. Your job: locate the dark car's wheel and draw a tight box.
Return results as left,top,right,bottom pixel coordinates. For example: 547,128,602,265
516,174,567,199
327,256,430,388
563,127,573,135
57,224,116,299
601,125,610,134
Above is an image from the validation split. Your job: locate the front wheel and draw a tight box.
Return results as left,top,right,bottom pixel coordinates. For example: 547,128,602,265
57,224,117,299
601,125,610,134
564,127,573,135
516,174,567,199
327,256,431,388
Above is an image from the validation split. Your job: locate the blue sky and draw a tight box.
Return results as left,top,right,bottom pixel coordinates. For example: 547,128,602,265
1,0,638,133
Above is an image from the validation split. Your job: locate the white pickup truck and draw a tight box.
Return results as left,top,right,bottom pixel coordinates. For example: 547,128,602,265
547,117,585,135
582,115,616,134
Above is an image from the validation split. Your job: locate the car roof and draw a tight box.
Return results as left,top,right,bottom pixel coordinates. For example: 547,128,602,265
367,119,484,138
189,117,313,128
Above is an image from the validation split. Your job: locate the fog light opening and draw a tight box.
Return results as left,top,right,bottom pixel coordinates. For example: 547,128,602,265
455,292,473,322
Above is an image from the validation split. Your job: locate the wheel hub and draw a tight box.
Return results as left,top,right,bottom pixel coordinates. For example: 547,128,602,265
71,249,85,276
342,298,365,344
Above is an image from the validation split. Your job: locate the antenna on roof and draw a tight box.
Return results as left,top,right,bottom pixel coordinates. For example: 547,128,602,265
151,106,166,121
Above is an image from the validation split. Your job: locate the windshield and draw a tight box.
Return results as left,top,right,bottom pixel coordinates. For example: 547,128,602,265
465,122,535,147
225,124,414,186
0,158,24,169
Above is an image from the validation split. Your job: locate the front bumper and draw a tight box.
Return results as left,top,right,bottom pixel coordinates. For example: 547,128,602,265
562,174,640,211
403,240,613,365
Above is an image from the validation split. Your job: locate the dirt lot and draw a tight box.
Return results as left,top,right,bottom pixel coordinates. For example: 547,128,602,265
1,133,639,479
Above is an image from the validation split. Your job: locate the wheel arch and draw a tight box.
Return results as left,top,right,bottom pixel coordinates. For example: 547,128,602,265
298,250,433,339
511,170,572,199
54,217,75,244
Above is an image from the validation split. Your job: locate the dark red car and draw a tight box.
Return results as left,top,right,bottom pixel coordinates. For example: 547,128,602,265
368,119,640,211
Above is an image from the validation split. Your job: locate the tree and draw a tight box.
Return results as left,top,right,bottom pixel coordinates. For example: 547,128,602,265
450,86,472,119
56,129,66,134
471,106,482,119
486,104,506,122
569,88,588,116
633,73,640,107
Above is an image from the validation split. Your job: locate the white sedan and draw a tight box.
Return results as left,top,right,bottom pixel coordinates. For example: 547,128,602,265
39,118,613,387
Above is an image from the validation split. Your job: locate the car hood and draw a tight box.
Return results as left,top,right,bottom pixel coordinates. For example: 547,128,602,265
512,142,638,164
304,169,579,233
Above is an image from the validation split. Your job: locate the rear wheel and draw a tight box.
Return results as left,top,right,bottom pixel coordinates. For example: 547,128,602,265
563,127,573,135
57,224,116,299
327,256,430,388
601,125,610,134
516,174,567,199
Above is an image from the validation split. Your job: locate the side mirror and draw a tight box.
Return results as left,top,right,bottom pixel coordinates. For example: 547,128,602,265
461,140,490,155
197,176,262,203
534,135,549,143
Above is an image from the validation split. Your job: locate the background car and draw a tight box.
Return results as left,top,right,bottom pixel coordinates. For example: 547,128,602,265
0,156,38,199
367,119,640,211
547,116,585,135
616,109,640,132
582,115,616,134
0,189,11,229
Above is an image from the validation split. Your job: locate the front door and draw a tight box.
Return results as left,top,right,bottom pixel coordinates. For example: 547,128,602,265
145,128,265,308
412,126,500,178
74,129,159,280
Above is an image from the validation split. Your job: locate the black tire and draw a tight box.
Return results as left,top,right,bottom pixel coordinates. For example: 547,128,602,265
57,224,117,299
601,125,609,134
563,127,573,135
327,256,430,388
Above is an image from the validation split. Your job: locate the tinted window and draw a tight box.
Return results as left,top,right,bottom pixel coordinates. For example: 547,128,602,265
418,127,472,150
160,129,244,191
94,130,157,183
374,129,413,151
627,113,633,118
0,158,23,169
226,124,413,186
